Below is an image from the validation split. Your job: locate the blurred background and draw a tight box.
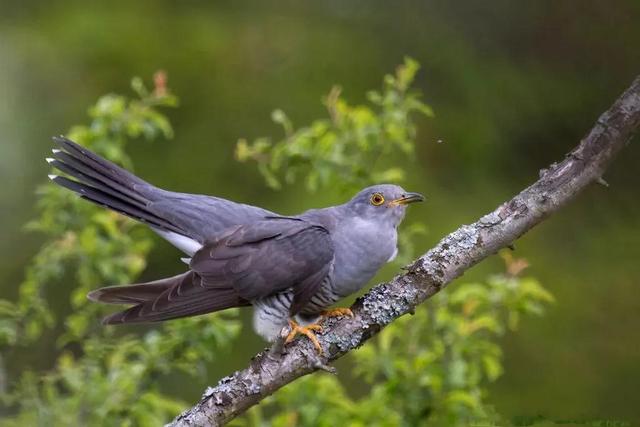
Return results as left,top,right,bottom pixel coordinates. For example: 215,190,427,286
1,0,639,423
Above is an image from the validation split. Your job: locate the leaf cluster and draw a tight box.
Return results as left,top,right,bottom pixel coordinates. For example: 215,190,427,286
0,75,241,426
235,57,433,193
239,253,554,427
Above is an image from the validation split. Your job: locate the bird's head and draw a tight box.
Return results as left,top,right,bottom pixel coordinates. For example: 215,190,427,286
346,184,425,227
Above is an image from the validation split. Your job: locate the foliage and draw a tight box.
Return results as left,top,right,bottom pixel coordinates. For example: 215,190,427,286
0,60,553,426
0,72,178,348
0,73,241,426
236,57,433,193
237,254,553,427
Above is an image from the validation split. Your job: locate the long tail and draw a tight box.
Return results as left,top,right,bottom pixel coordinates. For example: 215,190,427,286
89,271,249,324
47,136,187,235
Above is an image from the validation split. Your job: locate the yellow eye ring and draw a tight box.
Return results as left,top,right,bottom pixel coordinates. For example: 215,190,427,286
370,193,385,206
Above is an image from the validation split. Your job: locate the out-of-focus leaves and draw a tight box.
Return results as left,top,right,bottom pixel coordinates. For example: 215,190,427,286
0,74,240,426
236,57,432,193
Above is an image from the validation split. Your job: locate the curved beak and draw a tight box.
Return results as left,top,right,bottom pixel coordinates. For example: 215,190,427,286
390,192,425,206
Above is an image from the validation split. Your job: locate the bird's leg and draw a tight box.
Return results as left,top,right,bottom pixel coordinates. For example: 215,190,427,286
321,307,354,319
285,319,323,354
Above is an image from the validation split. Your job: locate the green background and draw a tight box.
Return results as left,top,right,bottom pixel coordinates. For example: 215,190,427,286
1,0,638,423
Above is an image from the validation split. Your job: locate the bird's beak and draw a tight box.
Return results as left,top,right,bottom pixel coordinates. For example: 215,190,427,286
389,192,425,206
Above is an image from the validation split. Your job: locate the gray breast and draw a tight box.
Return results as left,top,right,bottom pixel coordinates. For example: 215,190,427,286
329,217,397,296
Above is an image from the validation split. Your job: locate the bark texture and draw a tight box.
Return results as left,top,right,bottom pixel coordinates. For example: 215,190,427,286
169,76,640,427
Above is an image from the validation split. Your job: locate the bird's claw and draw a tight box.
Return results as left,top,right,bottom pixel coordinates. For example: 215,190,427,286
321,307,354,319
285,319,323,354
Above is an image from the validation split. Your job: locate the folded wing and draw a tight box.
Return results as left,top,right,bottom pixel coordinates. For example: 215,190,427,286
90,218,334,324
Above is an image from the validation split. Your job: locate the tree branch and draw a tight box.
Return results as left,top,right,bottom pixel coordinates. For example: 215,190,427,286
169,76,640,427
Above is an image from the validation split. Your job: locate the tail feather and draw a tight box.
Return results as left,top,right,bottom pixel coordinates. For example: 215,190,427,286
49,151,149,206
48,136,187,235
51,174,182,233
53,136,147,189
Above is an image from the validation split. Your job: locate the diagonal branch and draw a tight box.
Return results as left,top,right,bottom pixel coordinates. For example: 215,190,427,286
169,76,640,427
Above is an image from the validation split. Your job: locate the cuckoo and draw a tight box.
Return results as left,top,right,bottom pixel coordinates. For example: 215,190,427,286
46,136,424,352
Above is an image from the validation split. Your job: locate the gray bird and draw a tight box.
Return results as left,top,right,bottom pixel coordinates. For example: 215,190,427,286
47,136,424,351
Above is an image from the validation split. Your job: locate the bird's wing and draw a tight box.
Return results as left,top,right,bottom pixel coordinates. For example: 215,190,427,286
93,271,252,324
190,217,334,315
90,217,334,324
48,136,274,249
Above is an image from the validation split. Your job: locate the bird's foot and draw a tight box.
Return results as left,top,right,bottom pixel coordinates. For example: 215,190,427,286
321,307,354,319
285,319,323,354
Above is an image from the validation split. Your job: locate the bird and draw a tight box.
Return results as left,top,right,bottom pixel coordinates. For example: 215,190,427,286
46,136,424,352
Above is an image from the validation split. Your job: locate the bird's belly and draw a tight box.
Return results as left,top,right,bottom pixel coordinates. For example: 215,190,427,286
252,292,292,341
252,285,340,341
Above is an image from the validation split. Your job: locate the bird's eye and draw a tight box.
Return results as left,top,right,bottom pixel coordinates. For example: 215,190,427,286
370,193,385,206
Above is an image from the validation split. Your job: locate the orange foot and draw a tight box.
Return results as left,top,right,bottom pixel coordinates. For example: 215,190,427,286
321,307,354,319
285,319,323,354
